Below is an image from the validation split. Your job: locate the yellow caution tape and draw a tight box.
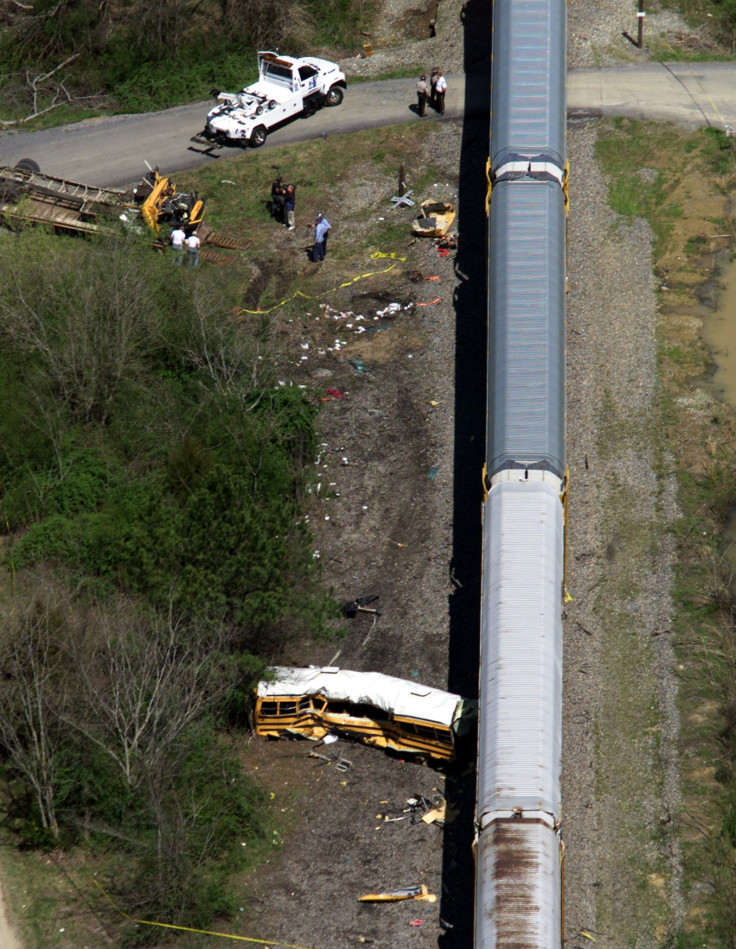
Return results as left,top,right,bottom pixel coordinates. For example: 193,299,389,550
236,252,407,316
91,877,319,948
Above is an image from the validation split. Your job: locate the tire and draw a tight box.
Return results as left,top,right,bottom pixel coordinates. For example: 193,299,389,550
255,105,264,115
267,99,276,110
324,86,344,107
15,157,40,173
250,125,267,148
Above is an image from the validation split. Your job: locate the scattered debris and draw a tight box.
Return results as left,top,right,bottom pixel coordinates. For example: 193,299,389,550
384,538,407,548
420,799,446,824
409,919,424,926
412,200,456,238
325,386,345,399
358,884,435,903
378,794,447,826
390,190,415,209
342,595,381,618
348,358,370,374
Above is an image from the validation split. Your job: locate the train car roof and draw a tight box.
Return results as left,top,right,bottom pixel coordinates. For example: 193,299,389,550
490,0,567,171
486,177,566,479
477,480,563,818
475,817,562,947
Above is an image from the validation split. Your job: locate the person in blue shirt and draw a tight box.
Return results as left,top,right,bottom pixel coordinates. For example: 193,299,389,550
313,213,331,261
284,185,296,230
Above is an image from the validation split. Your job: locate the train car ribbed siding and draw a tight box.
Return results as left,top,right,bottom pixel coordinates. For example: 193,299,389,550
490,0,567,170
475,819,562,949
477,480,563,820
486,179,566,479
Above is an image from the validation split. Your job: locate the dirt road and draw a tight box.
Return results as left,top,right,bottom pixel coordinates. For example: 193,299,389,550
0,878,21,949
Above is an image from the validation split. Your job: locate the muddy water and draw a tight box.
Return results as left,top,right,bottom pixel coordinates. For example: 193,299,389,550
700,253,736,405
699,253,736,576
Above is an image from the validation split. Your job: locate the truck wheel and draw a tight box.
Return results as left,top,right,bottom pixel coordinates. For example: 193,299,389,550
250,125,267,148
15,158,40,173
324,86,344,107
267,99,277,110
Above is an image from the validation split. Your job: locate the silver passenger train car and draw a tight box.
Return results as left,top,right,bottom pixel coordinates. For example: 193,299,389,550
476,0,567,940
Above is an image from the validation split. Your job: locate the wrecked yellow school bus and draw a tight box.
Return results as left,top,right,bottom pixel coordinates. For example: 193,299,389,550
254,666,476,763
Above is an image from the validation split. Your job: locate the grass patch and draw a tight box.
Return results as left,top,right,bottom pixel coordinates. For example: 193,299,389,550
597,116,736,944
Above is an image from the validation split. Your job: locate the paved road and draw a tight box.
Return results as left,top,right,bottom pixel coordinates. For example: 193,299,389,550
0,77,474,188
2,63,736,189
568,62,736,130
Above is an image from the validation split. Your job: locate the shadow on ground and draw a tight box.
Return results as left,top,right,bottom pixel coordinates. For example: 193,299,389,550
440,0,490,943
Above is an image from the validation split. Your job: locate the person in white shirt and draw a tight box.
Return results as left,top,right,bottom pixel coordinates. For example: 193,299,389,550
170,226,186,264
435,73,447,115
185,232,201,268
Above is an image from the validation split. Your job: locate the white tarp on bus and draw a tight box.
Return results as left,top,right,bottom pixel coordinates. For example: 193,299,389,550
257,666,474,731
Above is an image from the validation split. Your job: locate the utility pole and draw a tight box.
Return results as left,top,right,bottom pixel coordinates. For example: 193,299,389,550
622,0,645,48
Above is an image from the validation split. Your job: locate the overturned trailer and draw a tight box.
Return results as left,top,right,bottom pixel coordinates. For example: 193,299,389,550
0,162,203,235
0,161,251,258
254,666,476,763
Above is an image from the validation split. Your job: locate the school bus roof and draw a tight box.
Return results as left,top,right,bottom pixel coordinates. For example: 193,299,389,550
256,666,472,728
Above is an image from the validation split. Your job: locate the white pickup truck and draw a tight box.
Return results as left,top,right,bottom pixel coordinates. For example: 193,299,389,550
199,51,346,148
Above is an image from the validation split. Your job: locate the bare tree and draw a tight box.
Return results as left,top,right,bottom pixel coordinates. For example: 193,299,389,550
0,55,104,127
0,233,155,423
63,601,233,791
0,591,67,839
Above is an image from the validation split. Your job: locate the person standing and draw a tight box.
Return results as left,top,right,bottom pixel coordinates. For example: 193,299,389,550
170,225,186,264
313,213,331,262
429,67,439,110
185,231,201,267
283,185,296,230
416,74,428,117
435,71,447,115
